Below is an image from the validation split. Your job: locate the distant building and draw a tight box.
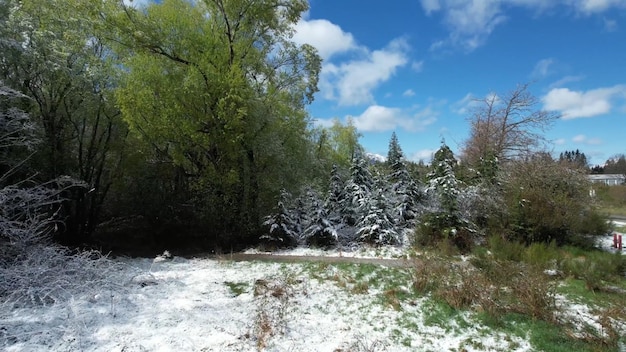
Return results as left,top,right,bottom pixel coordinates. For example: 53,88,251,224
587,174,625,186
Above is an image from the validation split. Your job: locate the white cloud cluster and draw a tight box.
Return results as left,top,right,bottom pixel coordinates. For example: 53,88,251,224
293,17,412,107
322,39,410,106
572,134,602,145
403,89,416,97
420,0,626,51
543,85,626,119
292,19,357,60
349,104,437,132
410,149,437,162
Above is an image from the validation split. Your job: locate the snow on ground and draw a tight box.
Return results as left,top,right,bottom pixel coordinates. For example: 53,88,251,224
596,220,626,255
1,255,531,352
244,244,410,260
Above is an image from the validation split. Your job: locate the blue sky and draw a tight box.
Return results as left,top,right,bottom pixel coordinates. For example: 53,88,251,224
291,0,626,165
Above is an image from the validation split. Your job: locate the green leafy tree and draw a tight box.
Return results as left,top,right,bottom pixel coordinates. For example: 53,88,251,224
105,0,321,241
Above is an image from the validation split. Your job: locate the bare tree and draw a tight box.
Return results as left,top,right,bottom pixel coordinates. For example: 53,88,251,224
462,83,559,165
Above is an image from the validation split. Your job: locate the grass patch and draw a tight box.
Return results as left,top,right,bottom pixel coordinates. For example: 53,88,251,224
224,281,249,296
558,278,626,308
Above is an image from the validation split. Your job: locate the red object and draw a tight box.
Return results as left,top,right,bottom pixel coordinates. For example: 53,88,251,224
615,233,619,248
619,235,623,251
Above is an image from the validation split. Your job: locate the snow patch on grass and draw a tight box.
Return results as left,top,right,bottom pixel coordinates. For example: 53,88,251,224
2,256,533,351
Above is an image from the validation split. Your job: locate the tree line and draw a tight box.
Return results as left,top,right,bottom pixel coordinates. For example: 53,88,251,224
0,0,611,256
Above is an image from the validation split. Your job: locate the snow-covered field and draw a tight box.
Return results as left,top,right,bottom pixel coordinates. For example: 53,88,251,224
2,254,536,352
1,230,624,352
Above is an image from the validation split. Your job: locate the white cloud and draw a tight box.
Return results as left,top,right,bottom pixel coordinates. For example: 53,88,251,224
322,38,410,106
554,138,566,145
531,58,554,78
572,134,603,145
403,89,416,97
349,104,437,132
420,0,626,51
411,61,424,72
548,75,585,89
410,149,437,162
425,0,506,52
543,85,626,119
573,0,626,14
421,0,442,14
292,19,357,60
351,105,402,132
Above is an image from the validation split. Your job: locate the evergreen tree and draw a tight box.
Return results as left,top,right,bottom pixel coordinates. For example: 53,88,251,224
342,156,373,225
386,132,404,170
325,164,346,223
304,206,338,248
261,190,298,247
559,149,588,169
388,160,422,226
418,142,474,250
356,186,399,245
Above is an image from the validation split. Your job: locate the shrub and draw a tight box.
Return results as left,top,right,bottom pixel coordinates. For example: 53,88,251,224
503,155,608,246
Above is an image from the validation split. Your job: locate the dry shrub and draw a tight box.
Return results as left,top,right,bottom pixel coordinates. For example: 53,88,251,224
413,253,557,323
252,276,296,350
411,255,448,293
508,266,557,321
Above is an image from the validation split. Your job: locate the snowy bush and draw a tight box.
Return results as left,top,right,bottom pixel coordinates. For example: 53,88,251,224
0,83,118,308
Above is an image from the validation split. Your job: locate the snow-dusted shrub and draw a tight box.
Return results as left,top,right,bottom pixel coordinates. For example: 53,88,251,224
0,179,120,308
0,83,118,308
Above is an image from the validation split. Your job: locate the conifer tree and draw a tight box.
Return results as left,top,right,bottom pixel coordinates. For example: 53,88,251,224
356,185,399,245
303,193,338,248
325,164,346,223
343,156,373,225
261,189,298,247
386,132,404,170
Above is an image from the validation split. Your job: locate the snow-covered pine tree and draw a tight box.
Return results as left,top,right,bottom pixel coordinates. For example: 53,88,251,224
303,192,338,248
356,181,399,245
426,143,462,229
261,189,298,248
389,160,423,226
324,164,346,223
420,142,474,250
342,155,373,226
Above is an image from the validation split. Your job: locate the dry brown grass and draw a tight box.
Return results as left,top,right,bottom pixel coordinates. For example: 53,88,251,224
411,254,557,322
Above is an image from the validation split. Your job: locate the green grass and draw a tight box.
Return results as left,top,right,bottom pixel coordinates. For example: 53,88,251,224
224,281,249,296
612,224,626,233
557,278,626,308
